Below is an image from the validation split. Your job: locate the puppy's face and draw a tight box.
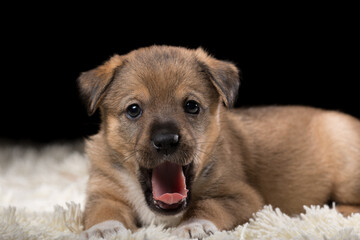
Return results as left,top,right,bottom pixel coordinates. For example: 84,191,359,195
78,46,239,215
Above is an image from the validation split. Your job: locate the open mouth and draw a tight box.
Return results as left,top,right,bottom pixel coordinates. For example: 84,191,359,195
139,161,194,215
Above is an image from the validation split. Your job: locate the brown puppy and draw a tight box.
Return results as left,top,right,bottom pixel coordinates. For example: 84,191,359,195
78,46,360,239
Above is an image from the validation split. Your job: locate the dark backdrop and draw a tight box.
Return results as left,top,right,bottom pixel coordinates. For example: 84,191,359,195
1,11,358,143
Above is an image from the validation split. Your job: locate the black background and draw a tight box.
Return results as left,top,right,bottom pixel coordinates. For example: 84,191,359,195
1,7,358,143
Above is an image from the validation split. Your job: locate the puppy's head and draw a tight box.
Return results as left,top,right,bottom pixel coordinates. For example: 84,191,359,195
78,46,239,215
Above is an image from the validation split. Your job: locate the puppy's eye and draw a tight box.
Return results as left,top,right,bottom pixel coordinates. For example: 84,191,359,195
184,100,200,114
126,104,142,119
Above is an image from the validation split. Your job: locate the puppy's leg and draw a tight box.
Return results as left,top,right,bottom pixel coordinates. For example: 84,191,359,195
323,112,360,216
80,220,126,239
173,183,263,239
174,218,218,239
336,205,360,216
82,197,137,239
332,170,360,216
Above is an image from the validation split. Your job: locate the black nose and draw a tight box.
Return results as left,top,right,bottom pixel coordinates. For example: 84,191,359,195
152,133,180,155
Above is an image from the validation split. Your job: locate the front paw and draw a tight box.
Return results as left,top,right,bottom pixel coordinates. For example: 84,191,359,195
80,220,126,239
172,219,218,239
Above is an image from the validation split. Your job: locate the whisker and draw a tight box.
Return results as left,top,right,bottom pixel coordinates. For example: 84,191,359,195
181,138,220,146
121,151,137,163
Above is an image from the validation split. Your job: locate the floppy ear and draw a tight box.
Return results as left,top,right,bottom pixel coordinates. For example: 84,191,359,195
77,55,123,115
195,48,240,108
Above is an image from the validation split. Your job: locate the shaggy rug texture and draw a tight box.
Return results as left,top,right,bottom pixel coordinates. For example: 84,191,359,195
0,142,359,240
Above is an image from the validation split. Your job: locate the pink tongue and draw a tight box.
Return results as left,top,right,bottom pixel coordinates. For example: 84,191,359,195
151,162,188,206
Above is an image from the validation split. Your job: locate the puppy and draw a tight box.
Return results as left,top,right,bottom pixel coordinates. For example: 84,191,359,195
78,46,360,239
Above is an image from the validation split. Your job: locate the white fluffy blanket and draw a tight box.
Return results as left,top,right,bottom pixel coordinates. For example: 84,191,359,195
0,142,359,240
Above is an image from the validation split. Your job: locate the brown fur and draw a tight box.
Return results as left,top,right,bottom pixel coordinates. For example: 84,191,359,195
78,46,360,235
